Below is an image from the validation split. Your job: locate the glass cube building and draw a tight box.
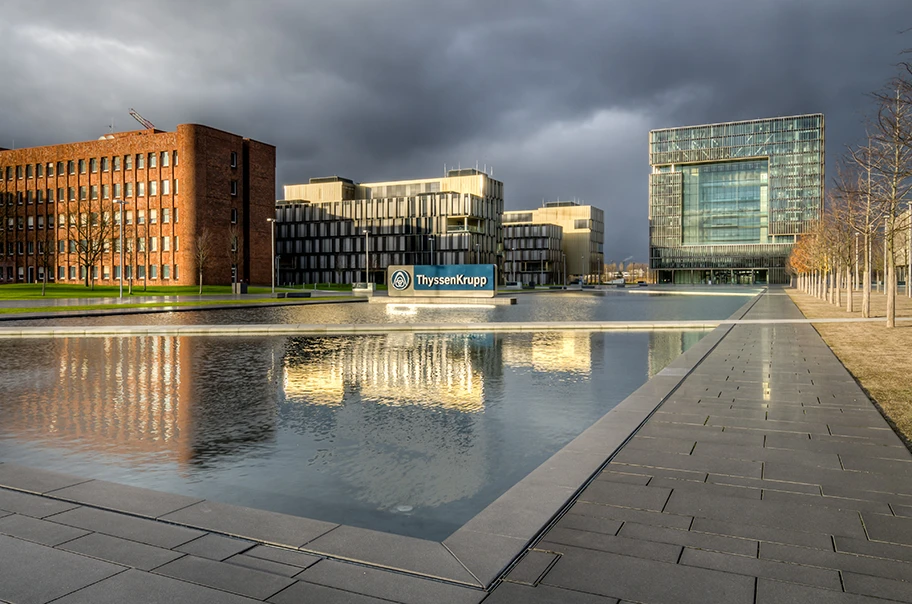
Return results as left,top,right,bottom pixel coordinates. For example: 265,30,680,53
649,114,824,284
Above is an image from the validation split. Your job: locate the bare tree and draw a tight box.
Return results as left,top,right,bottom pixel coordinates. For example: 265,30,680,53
37,218,55,296
194,228,213,295
227,223,242,292
69,195,114,289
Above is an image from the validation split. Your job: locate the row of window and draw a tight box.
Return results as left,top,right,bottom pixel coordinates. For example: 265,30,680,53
3,151,177,181
3,180,180,204
51,264,180,281
6,235,178,256
5,208,178,231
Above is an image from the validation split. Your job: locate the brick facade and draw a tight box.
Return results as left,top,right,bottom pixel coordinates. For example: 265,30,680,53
0,124,275,286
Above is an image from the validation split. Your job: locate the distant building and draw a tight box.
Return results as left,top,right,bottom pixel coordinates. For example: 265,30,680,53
276,170,504,285
502,223,563,286
0,124,275,286
503,201,604,284
649,114,824,284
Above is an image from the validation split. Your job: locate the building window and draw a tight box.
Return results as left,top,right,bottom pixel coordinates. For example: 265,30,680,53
137,265,145,279
125,182,133,198
37,216,44,229
138,210,145,225
230,180,238,196
173,208,178,223
161,151,170,167
28,241,34,255
68,187,75,201
101,157,109,172
149,209,157,223
47,163,54,177
79,159,86,174
27,216,34,230
149,264,157,279
26,191,33,204
162,208,170,223
58,240,65,253
161,179,170,195
173,150,178,165
113,183,121,198
137,154,145,169
125,155,133,170
79,186,87,201
173,264,179,280
162,264,170,279
230,208,237,223
138,237,146,252
16,165,23,179
101,184,109,199
69,266,76,280
114,266,120,279
90,158,98,173
173,178,178,195
17,242,23,254
26,164,33,178
138,181,145,197
162,236,170,251
36,164,43,178
149,236,157,252
126,210,133,225
56,161,64,175
148,153,157,168
174,236,179,251
90,185,98,200
4,166,11,179
149,180,157,196
58,266,65,280
230,151,238,168
57,214,65,228
113,156,121,171
67,161,75,175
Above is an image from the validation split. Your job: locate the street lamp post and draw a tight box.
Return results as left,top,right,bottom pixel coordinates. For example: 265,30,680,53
363,230,370,285
114,199,126,298
511,245,516,283
267,218,275,294
475,243,480,264
428,234,435,265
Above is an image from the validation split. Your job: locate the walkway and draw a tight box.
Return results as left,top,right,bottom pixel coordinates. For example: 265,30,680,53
2,291,912,602
488,290,912,603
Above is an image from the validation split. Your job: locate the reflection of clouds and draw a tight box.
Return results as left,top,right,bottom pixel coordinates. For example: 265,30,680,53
501,332,592,375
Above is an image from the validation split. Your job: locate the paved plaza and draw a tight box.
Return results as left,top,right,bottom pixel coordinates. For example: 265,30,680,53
2,290,912,602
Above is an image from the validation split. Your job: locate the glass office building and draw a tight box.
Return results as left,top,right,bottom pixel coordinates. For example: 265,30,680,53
649,114,824,284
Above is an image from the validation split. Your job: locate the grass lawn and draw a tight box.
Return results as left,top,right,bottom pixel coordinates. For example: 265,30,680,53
787,288,912,444
0,283,360,300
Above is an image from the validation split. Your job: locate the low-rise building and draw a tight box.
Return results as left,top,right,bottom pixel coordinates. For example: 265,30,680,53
503,201,604,284
0,124,275,286
502,222,563,286
276,169,504,285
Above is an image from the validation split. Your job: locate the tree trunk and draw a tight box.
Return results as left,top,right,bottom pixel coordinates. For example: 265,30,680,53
887,228,896,328
199,269,203,295
834,263,841,308
846,264,853,313
863,233,871,318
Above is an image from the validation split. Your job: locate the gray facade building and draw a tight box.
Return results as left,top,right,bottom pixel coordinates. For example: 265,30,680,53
649,114,824,284
276,170,503,285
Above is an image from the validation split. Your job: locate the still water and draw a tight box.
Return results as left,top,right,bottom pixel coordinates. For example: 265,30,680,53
0,329,706,540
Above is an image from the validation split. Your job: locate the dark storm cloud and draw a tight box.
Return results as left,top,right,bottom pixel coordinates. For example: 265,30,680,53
0,0,909,260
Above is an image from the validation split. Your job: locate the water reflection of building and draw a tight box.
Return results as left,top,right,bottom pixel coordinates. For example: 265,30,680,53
501,332,593,374
0,336,282,466
647,330,706,377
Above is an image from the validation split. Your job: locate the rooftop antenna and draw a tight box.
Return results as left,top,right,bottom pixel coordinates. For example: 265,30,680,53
444,163,446,176
128,108,155,130
109,118,115,134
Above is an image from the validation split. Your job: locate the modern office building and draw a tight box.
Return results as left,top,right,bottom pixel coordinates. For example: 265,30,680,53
503,201,604,284
501,222,563,286
276,169,504,285
649,114,824,284
0,124,275,286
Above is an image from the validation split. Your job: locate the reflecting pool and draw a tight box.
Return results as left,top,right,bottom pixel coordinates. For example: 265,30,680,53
0,329,706,540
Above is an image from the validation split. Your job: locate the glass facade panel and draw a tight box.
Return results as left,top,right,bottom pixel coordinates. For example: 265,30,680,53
681,160,767,245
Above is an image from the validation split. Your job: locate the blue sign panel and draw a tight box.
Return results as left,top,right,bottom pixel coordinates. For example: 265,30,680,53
387,264,496,298
413,265,496,292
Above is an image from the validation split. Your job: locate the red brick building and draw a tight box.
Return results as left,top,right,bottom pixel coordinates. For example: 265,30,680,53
0,124,275,287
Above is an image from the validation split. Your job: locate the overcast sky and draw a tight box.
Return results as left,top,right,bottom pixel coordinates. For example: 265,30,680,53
0,1,909,261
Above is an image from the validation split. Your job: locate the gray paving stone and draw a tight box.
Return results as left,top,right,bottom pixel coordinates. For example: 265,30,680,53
611,448,762,478
503,550,559,585
52,568,260,603
539,527,681,563
304,525,477,584
484,581,616,603
706,473,822,495
59,532,184,571
160,500,337,549
578,481,671,511
48,479,203,519
692,441,843,469
226,552,310,577
756,578,904,604
760,488,893,514
245,544,321,569
760,541,912,582
46,506,204,549
664,488,867,539
268,581,399,604
0,464,91,494
765,433,910,458
540,545,754,604
862,512,912,545
646,477,761,500
823,484,912,506
0,487,81,518
843,570,912,601
599,471,651,486
690,517,835,550
567,501,693,530
622,435,696,455
553,513,622,536
607,462,707,483
0,513,89,546
174,533,255,561
835,535,912,563
0,534,125,604
298,559,486,604
155,554,295,600
680,547,842,589
617,521,757,556
841,455,912,476
444,529,529,588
